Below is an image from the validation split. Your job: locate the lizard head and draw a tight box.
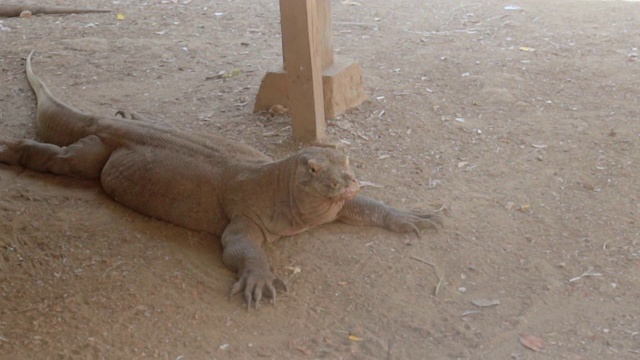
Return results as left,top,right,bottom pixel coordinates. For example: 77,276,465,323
295,147,360,201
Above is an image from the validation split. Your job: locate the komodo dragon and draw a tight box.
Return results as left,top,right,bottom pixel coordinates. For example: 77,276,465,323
0,51,441,308
0,5,110,18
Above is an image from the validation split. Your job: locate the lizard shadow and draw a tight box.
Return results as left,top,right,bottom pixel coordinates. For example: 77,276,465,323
1,164,231,296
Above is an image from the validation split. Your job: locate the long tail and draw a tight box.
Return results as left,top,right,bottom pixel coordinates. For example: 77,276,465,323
26,51,97,146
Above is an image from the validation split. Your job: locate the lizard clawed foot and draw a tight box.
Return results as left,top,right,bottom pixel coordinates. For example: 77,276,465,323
0,140,20,165
230,268,288,310
386,208,443,236
410,211,443,232
114,110,151,122
115,110,175,130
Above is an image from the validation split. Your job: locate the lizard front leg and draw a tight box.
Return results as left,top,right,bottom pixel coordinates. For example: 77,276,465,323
337,195,442,235
221,217,287,309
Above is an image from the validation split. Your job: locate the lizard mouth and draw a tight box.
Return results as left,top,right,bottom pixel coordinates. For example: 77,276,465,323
339,180,360,200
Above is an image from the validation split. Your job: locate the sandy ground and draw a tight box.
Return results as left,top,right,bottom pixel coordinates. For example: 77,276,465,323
1,0,639,359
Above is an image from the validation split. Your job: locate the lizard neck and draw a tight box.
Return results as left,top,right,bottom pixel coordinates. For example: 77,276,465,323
285,158,346,232
291,186,345,228
231,154,346,238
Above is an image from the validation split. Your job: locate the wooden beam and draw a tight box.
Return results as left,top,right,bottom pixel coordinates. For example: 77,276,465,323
279,0,326,143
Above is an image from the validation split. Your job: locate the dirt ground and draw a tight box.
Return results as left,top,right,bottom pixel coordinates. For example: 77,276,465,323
1,0,639,358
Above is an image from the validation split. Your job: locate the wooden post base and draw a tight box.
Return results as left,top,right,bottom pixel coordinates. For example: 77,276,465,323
254,57,367,119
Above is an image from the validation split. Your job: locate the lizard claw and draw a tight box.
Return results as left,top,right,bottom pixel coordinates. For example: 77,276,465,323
115,110,149,121
412,212,443,231
230,268,288,310
115,110,175,130
0,141,20,165
387,209,443,235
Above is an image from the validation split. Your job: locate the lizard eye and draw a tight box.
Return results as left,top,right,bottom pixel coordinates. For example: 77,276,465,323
331,182,339,189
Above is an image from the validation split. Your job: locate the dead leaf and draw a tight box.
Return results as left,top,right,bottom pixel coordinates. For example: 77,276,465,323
269,104,288,116
472,299,501,307
285,265,301,274
519,334,544,351
461,310,481,317
336,120,353,130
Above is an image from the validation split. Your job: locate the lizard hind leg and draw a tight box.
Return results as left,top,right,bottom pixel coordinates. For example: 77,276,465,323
0,135,111,179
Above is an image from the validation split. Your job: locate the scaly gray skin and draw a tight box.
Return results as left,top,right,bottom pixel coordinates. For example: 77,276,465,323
0,51,442,308
0,5,110,17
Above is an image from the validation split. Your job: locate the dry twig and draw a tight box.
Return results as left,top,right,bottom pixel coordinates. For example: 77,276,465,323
410,255,444,296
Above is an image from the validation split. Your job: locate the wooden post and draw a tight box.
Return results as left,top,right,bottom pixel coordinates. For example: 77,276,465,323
280,0,326,142
254,0,367,143
316,0,334,69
